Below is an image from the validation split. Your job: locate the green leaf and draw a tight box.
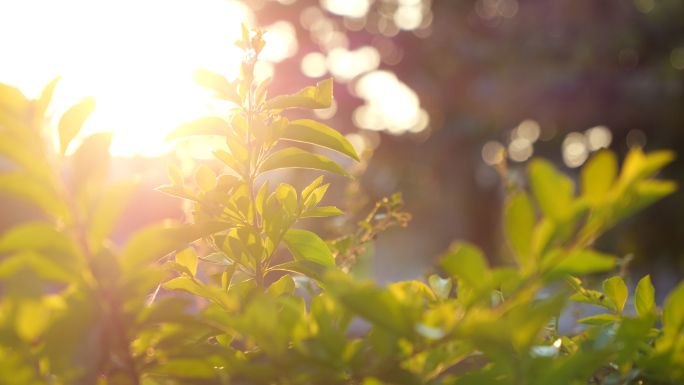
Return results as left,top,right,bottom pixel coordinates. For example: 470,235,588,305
276,183,298,217
581,150,617,205
439,242,490,290
168,162,184,186
164,117,231,143
0,223,83,266
281,120,360,161
155,185,203,204
603,276,628,314
72,132,113,189
301,176,324,202
634,275,655,319
121,222,234,272
58,96,95,155
301,206,344,218
0,251,79,283
576,313,621,325
15,299,50,341
162,277,209,298
88,178,139,252
428,275,452,300
201,252,232,265
255,76,271,106
0,172,70,221
213,150,243,176
267,274,296,297
222,263,238,290
542,249,616,282
195,164,217,194
176,247,198,278
662,281,684,335
504,192,536,269
282,229,335,267
263,78,333,110
268,260,330,281
259,147,351,178
36,76,61,119
529,159,575,221
193,69,242,106
255,180,269,216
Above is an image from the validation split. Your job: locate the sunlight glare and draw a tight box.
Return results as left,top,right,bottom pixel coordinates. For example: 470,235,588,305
0,0,254,157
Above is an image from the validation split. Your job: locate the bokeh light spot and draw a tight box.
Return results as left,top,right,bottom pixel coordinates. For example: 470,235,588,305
516,119,540,142
321,0,371,19
619,48,639,70
634,0,655,13
626,129,647,149
482,141,505,166
584,125,612,151
671,48,684,70
313,99,338,120
301,52,328,78
562,132,588,168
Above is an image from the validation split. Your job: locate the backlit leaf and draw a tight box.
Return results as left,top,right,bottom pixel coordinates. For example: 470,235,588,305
259,148,351,178
301,206,344,218
281,120,360,161
263,78,333,110
176,247,198,278
581,150,617,205
542,249,616,282
282,229,335,267
36,76,61,119
168,162,183,186
0,172,70,221
504,192,536,269
662,281,684,335
121,222,234,272
276,183,298,217
268,260,330,281
440,242,490,290
267,274,295,297
88,178,139,252
602,276,628,314
529,159,575,221
193,69,242,106
195,164,217,194
428,275,452,300
577,313,621,325
164,117,231,143
58,97,95,155
635,275,655,319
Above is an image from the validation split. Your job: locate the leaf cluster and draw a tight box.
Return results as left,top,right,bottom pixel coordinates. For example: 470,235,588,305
0,26,683,385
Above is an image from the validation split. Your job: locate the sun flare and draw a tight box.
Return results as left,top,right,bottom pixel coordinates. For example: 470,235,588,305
0,0,260,157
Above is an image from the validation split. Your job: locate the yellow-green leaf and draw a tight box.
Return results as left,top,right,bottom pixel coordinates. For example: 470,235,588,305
281,120,360,161
635,275,655,319
176,247,198,278
581,150,617,205
529,159,575,222
164,117,231,143
259,148,351,178
276,183,298,217
602,276,628,314
58,97,95,155
504,192,536,269
168,162,183,186
195,165,217,194
263,78,333,110
121,222,234,272
301,206,344,218
193,69,242,106
282,229,335,267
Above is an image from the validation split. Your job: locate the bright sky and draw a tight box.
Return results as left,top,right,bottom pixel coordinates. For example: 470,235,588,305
0,0,253,156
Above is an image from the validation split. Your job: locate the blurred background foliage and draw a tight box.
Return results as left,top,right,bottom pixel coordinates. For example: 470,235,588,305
0,0,683,291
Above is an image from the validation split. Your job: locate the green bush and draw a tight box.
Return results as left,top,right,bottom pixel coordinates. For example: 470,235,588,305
0,26,683,385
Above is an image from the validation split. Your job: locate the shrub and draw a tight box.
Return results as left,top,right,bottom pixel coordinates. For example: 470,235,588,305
0,26,683,385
